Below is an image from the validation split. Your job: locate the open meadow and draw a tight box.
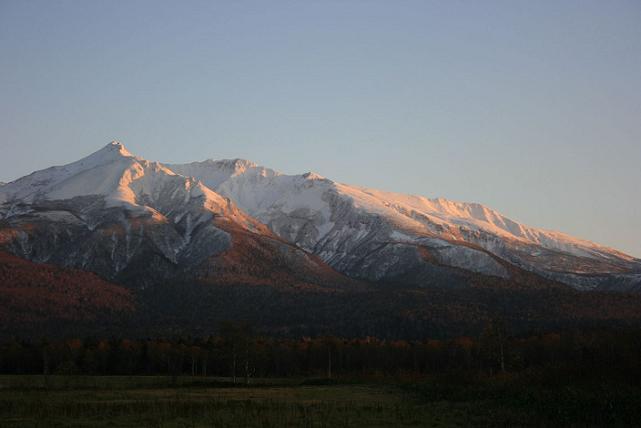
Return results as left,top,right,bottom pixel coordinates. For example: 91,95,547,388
2,373,641,427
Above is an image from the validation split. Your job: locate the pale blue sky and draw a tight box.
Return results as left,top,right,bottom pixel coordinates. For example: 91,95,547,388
1,0,640,256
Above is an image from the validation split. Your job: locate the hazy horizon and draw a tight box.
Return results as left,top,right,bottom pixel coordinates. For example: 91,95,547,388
1,1,640,257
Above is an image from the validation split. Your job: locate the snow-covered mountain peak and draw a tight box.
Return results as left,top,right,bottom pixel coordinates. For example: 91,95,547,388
166,156,640,287
0,144,285,282
219,158,258,170
0,143,237,219
301,171,326,181
107,139,129,151
89,140,136,161
167,158,280,190
2,142,639,291
0,143,136,204
179,158,257,172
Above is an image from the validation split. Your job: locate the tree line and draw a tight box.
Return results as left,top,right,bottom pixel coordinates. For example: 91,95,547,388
1,322,641,382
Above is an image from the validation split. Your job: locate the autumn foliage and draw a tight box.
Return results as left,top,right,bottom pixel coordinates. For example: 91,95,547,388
0,251,134,325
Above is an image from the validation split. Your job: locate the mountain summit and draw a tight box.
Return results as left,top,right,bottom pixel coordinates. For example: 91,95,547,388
2,142,641,338
0,144,340,287
1,142,639,292
171,157,641,291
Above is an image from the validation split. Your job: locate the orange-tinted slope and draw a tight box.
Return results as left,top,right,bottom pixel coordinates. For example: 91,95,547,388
198,221,363,290
0,251,134,324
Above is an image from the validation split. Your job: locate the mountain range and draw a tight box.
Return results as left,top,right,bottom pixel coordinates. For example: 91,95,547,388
1,142,640,337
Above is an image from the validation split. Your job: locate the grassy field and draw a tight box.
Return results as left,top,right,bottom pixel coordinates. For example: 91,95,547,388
0,375,447,428
1,374,640,427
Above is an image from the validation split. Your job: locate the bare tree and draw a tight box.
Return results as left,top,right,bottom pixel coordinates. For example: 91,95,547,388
480,317,507,374
321,336,340,379
220,321,255,384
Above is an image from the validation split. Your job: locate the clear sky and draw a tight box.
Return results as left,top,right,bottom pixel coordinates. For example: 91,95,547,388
1,0,640,257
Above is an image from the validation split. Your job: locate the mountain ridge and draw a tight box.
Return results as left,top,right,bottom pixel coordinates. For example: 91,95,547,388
173,156,632,260
0,142,349,290
1,142,639,292
2,142,641,338
168,155,641,290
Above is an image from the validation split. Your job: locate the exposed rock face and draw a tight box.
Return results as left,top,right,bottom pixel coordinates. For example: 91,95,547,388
170,158,641,291
0,143,347,288
1,142,639,292
3,142,641,340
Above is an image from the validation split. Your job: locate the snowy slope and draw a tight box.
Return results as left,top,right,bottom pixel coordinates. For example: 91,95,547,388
168,161,332,246
2,142,221,213
1,143,638,291
169,158,641,289
0,143,338,287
